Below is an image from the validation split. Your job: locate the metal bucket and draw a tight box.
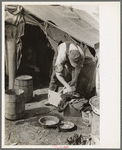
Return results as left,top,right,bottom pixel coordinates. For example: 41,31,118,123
89,96,100,145
48,89,61,107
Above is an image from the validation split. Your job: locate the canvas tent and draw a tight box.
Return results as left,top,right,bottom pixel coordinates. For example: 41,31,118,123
4,4,99,98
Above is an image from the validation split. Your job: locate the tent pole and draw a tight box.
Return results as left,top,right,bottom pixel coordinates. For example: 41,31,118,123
6,38,17,89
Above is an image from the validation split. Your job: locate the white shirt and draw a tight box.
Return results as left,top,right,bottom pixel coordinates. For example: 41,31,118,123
55,42,83,74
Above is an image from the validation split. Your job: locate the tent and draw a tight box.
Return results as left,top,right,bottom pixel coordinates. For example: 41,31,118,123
5,5,99,47
4,4,99,98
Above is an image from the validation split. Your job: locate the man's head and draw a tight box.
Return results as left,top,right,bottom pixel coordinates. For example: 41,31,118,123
68,44,84,68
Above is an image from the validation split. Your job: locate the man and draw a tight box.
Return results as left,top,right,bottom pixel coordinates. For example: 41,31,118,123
49,41,85,93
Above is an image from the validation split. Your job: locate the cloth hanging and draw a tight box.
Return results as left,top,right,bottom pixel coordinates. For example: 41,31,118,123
5,5,25,76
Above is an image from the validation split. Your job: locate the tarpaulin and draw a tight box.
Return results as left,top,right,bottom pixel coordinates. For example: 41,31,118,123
5,5,24,26
22,5,99,47
44,24,96,60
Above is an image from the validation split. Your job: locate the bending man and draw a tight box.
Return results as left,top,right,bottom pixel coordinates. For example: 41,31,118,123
49,41,85,93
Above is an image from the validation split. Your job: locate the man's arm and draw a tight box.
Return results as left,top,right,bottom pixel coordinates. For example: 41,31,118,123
56,72,73,92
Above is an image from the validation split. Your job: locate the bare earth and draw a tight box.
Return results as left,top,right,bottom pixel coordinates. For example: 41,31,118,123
4,87,91,146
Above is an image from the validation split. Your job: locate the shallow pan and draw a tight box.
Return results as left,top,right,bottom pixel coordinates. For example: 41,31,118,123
39,116,60,127
59,121,75,131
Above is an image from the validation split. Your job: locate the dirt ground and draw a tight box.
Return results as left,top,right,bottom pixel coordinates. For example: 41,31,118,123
4,86,91,146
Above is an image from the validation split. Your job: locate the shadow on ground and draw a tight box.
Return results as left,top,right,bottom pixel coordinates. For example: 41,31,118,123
27,93,48,103
12,106,64,126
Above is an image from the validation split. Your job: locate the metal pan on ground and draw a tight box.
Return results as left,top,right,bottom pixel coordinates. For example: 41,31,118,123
39,116,60,127
59,121,75,131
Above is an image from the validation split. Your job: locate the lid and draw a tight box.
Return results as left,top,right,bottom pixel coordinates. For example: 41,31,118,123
16,75,33,80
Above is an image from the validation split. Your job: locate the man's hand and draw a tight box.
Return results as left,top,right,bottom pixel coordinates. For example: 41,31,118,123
68,80,77,86
65,84,74,93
